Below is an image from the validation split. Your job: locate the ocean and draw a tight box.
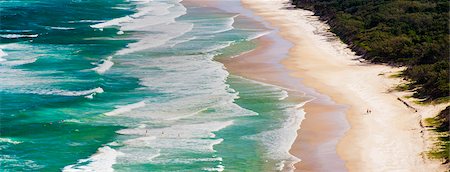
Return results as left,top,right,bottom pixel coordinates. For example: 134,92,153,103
0,0,307,171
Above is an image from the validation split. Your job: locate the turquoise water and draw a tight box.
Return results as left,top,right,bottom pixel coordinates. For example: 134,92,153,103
0,0,306,171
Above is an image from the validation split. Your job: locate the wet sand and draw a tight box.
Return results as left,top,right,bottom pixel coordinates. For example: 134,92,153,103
241,0,447,171
183,0,350,171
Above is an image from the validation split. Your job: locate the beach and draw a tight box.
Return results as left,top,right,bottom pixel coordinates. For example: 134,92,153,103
1,0,447,171
239,0,448,171
1,0,322,171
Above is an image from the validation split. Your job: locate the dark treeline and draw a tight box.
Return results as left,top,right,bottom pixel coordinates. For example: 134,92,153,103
291,0,449,101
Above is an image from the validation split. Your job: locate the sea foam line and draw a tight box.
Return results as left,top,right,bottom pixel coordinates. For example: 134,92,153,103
210,14,239,34
1,58,37,66
0,49,7,62
104,101,146,116
63,146,123,172
92,56,114,74
0,138,22,145
24,87,104,98
0,34,38,39
89,0,189,74
49,26,75,30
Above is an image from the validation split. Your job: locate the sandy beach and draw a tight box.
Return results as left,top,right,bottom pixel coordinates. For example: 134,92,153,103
239,0,448,171
219,35,349,171
3,0,446,171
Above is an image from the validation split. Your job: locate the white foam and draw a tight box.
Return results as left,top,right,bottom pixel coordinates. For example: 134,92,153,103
116,30,124,35
107,142,122,146
275,160,285,171
156,157,222,164
29,87,104,97
78,0,302,169
63,119,81,123
203,164,225,172
165,107,209,121
92,56,114,74
0,49,7,58
68,20,106,23
0,34,38,39
279,90,289,100
168,36,197,47
244,107,305,171
104,101,146,116
123,136,157,146
130,4,173,18
90,0,179,31
120,3,183,31
211,14,238,34
246,30,272,41
90,16,133,29
0,29,33,33
63,146,123,172
84,94,95,99
117,121,234,139
111,6,131,10
1,58,37,66
0,138,22,145
0,49,7,62
116,22,194,55
50,27,75,30
87,0,191,56
114,120,233,165
115,147,161,164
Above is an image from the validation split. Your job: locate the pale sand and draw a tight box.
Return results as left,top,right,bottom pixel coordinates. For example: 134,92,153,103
241,0,448,171
219,35,349,171
183,0,350,170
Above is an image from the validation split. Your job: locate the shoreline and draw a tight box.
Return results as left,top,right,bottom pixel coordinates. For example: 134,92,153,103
218,35,348,171
241,0,447,171
185,0,350,170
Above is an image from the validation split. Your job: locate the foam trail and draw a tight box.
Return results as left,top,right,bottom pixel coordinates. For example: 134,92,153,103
68,20,106,23
104,101,146,116
49,27,75,30
116,22,194,55
165,106,209,121
203,165,225,172
0,34,38,39
279,90,289,100
27,87,104,97
0,138,22,145
90,16,133,29
2,58,37,66
0,49,7,62
246,31,272,41
63,146,123,172
92,56,114,74
210,14,238,34
245,107,305,171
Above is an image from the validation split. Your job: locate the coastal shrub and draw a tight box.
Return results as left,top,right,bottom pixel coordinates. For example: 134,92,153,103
291,0,450,102
424,106,449,164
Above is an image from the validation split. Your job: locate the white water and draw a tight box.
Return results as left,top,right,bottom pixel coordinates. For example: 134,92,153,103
0,138,22,145
24,87,104,97
61,0,308,171
63,146,123,172
0,34,38,39
92,56,114,74
103,101,146,116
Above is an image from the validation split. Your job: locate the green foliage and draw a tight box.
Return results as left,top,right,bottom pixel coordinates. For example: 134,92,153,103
292,0,450,101
424,106,449,163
